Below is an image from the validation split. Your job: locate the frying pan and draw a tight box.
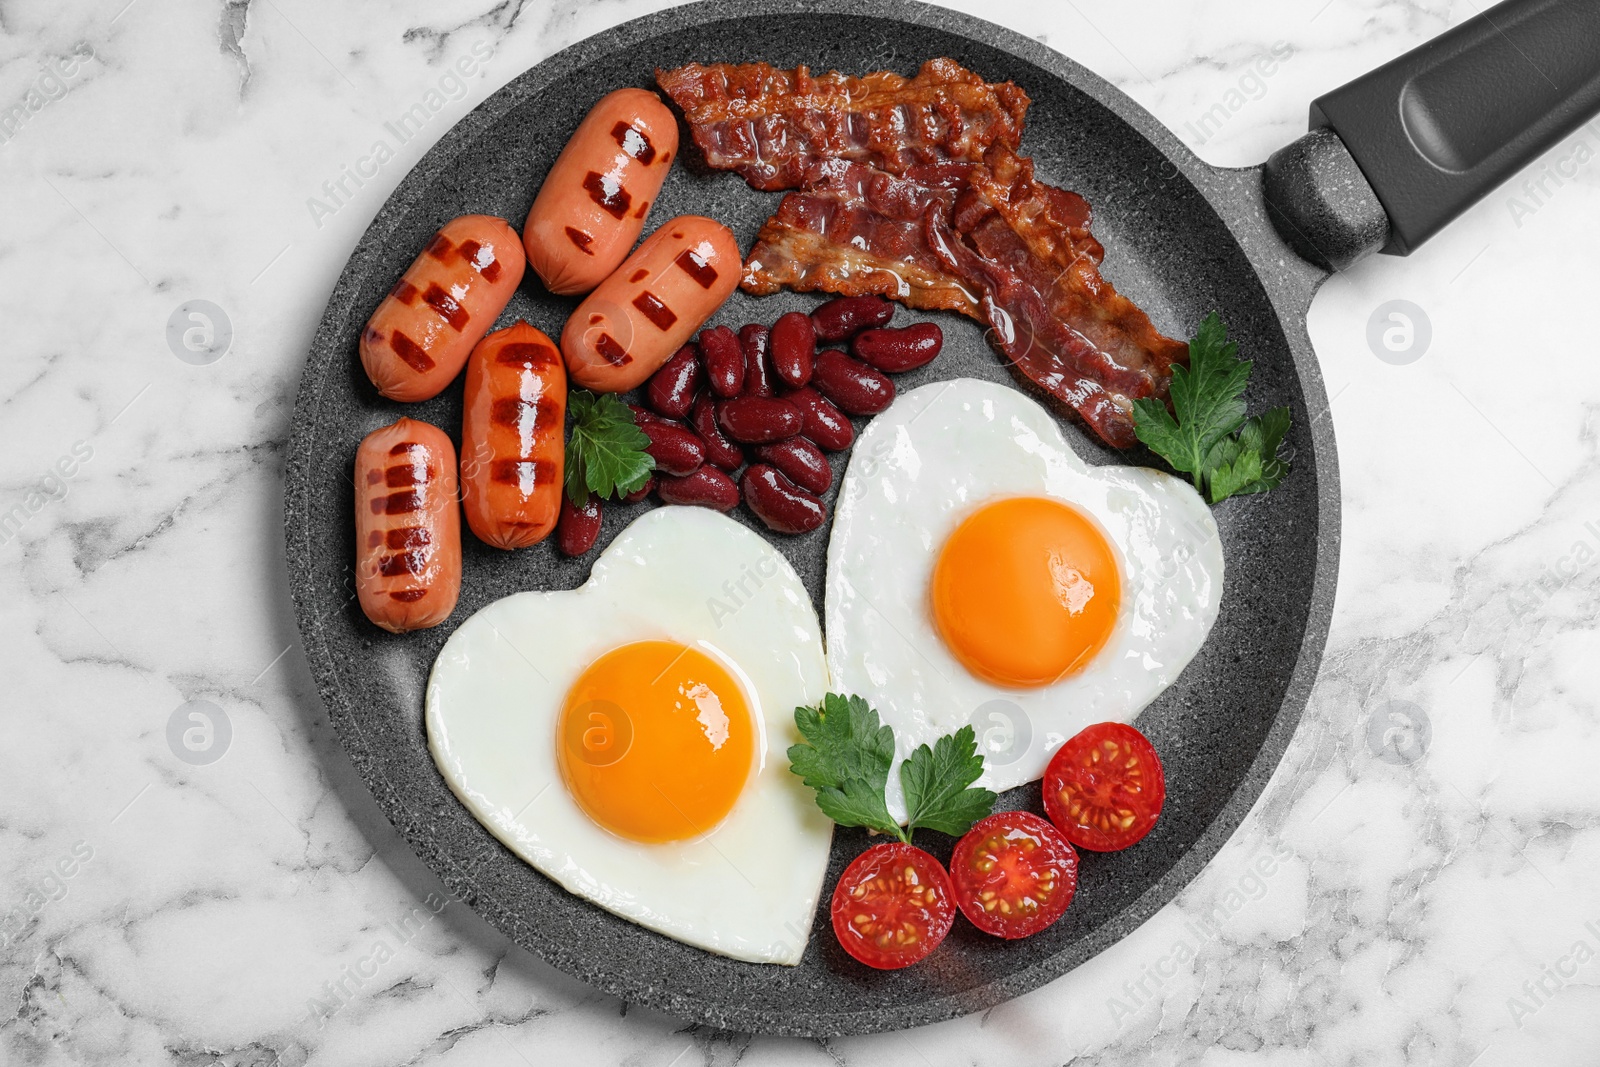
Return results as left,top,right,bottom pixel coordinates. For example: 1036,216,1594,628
283,0,1600,1037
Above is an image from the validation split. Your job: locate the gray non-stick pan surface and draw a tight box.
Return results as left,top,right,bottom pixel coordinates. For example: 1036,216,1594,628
284,0,1343,1038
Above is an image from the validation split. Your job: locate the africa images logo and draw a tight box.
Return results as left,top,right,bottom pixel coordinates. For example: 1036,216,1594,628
0,841,94,949
305,43,493,229
0,43,96,147
1107,840,1296,1026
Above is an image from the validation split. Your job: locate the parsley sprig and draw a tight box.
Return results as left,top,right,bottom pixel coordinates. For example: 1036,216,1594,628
564,389,653,507
1132,313,1292,504
787,693,997,842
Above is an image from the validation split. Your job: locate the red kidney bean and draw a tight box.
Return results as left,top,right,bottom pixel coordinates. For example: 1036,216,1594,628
742,464,827,534
811,349,895,415
769,311,815,389
717,395,803,444
754,437,832,496
690,391,745,470
699,325,744,398
657,465,740,511
811,295,894,342
783,386,855,451
646,345,702,419
739,323,774,397
636,417,705,476
622,476,655,504
852,323,943,373
557,493,602,556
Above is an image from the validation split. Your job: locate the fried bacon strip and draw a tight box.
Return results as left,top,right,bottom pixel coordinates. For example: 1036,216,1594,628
743,146,1185,447
658,58,1187,448
741,158,983,316
948,148,1188,448
656,58,1030,191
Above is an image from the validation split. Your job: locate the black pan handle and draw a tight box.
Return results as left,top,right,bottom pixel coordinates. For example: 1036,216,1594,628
1265,0,1600,269
1314,0,1600,255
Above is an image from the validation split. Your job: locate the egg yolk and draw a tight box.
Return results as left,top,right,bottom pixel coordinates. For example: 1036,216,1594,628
557,641,755,843
930,497,1122,688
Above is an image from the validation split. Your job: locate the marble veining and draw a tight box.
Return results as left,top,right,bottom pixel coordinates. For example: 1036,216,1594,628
3,0,1599,1063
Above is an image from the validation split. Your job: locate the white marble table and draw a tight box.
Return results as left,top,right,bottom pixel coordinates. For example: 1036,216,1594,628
4,0,1598,1063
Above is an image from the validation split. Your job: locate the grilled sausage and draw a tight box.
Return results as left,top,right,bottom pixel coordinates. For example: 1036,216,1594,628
523,88,678,295
459,322,566,549
359,215,526,402
561,216,740,393
354,418,461,632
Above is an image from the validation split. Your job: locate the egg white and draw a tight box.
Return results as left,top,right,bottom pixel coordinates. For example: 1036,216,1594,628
426,507,833,965
825,379,1224,820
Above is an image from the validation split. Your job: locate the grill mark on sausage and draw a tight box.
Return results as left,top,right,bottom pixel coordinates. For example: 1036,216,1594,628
422,283,469,331
673,248,719,289
632,199,650,219
612,121,657,164
373,490,423,514
490,396,560,432
495,342,560,369
386,527,431,549
384,463,434,487
389,442,425,456
363,325,383,346
631,290,678,331
595,333,631,366
456,238,502,282
379,551,428,577
490,459,549,490
389,589,427,603
565,226,595,255
583,170,632,219
629,268,649,283
390,279,419,305
426,233,455,261
390,332,434,372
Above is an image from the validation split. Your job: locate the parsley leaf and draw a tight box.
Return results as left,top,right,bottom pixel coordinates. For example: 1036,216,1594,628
564,389,653,507
788,694,998,843
1205,444,1264,503
788,694,902,840
900,726,997,837
1132,313,1250,486
1239,407,1292,493
1132,312,1293,505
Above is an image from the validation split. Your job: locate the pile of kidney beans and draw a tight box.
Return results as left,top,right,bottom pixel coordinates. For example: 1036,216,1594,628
557,295,944,555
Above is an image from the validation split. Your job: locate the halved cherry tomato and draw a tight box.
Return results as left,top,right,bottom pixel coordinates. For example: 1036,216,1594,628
949,811,1078,938
1044,722,1165,851
830,842,955,970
